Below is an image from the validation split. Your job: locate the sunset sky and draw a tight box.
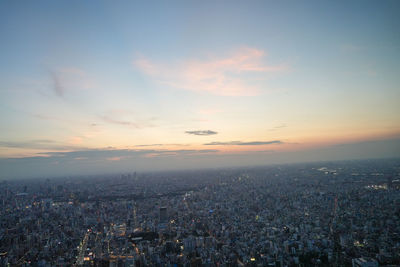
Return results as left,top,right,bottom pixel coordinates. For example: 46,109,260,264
1,1,399,178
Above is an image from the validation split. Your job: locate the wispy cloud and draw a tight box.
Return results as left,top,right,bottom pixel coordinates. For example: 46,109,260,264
135,143,189,147
135,144,165,147
134,47,286,96
102,116,145,128
0,140,88,151
74,157,88,160
107,156,123,161
0,140,54,148
274,124,287,129
48,68,95,97
101,110,156,129
38,148,220,160
50,71,64,97
143,149,218,158
204,140,282,146
185,130,218,136
269,124,287,131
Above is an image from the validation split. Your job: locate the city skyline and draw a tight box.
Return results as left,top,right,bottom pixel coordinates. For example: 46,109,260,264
1,1,400,178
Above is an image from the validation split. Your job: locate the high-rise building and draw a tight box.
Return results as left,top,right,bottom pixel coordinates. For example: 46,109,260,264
159,207,167,224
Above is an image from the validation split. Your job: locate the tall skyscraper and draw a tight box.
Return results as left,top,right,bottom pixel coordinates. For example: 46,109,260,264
159,207,167,224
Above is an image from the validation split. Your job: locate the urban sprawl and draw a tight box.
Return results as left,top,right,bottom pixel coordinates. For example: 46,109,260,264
1,159,400,266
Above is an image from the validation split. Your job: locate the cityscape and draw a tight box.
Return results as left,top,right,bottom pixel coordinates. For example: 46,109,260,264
1,158,399,266
1,1,400,266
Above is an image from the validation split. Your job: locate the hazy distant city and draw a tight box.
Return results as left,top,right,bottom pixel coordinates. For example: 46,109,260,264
1,158,399,266
1,1,400,267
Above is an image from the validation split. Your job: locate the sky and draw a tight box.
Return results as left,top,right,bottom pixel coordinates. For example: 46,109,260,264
1,1,400,178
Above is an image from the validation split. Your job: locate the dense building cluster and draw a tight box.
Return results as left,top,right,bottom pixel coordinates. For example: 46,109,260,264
1,158,399,266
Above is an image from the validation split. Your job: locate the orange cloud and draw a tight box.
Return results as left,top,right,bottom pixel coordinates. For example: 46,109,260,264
107,156,122,161
134,47,286,96
69,137,83,145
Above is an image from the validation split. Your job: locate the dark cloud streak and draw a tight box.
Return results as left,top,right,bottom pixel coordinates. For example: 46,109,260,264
50,71,64,97
185,130,218,136
204,140,282,146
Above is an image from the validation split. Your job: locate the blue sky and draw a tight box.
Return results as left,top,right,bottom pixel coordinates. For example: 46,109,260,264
1,1,399,178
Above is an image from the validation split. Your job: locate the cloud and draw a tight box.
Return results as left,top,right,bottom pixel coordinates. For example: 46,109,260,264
142,149,218,158
74,157,88,160
135,144,165,147
134,143,189,147
134,47,286,96
107,156,123,161
32,148,220,160
50,71,64,97
204,140,282,146
102,115,144,128
101,110,156,128
268,124,287,131
0,140,88,151
69,136,83,145
48,68,95,97
185,130,218,136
